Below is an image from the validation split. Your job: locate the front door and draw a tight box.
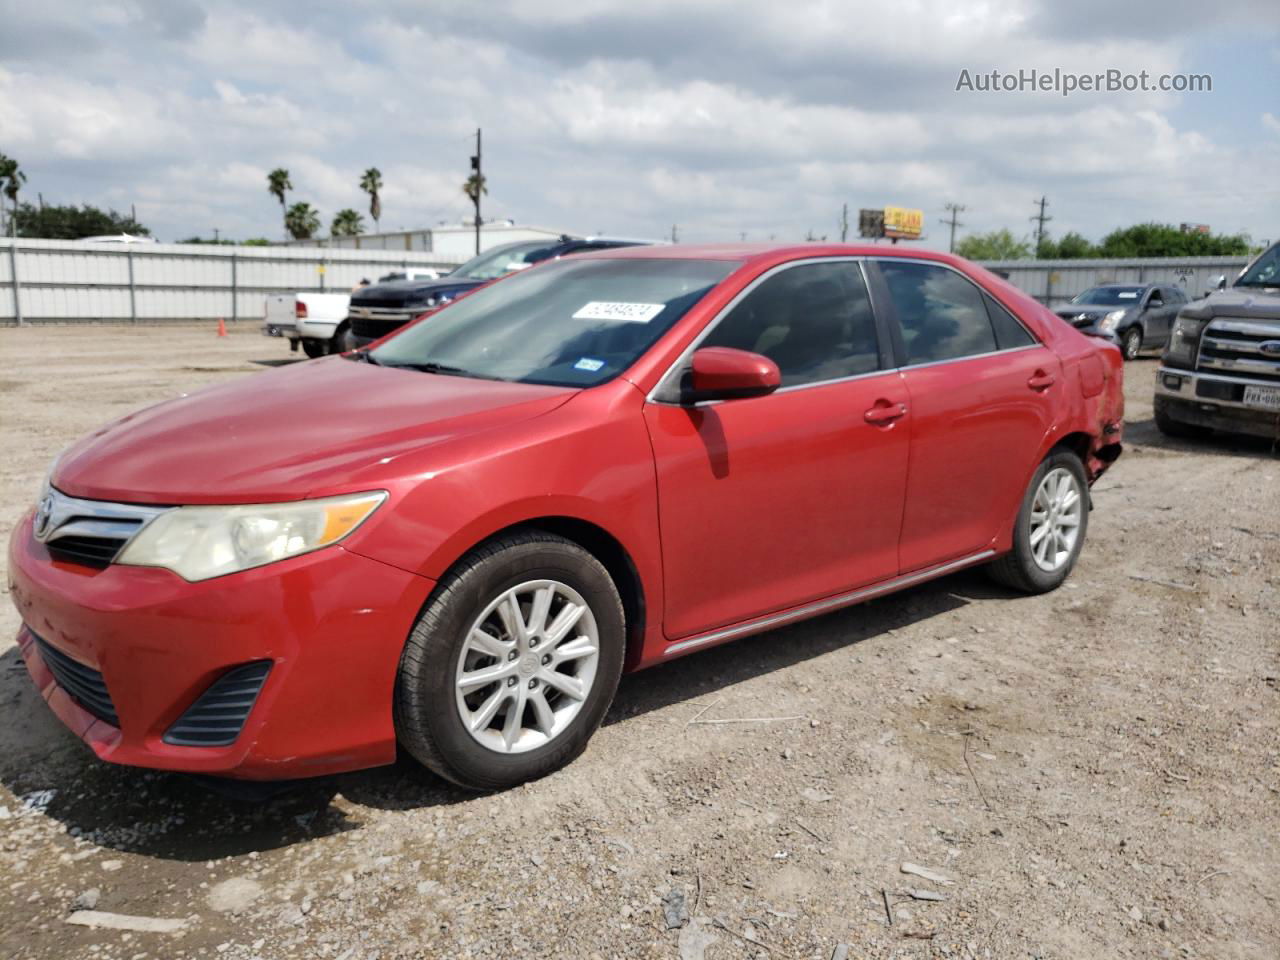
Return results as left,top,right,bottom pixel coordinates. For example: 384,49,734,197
643,259,910,640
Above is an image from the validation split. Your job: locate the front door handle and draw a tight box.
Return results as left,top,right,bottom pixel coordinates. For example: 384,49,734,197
1027,370,1055,391
864,400,907,425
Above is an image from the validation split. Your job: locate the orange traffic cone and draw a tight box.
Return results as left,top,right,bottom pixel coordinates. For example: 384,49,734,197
217,317,227,337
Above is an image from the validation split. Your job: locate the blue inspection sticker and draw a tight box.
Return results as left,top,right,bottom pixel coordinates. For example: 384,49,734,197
574,357,605,372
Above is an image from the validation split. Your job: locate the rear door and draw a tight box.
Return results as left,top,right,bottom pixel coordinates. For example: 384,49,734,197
869,259,1059,573
643,259,910,639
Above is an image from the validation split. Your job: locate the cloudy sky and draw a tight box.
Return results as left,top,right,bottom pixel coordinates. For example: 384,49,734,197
1,0,1277,249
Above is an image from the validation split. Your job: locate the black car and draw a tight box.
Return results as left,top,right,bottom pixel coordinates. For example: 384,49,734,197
347,236,649,347
1053,283,1187,360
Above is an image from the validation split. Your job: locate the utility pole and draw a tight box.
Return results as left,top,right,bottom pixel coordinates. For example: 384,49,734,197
839,203,849,243
1031,196,1052,255
671,224,679,244
471,128,482,255
940,202,966,253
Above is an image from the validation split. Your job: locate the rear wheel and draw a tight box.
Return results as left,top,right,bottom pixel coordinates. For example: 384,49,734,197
987,450,1089,594
1121,327,1142,361
301,339,327,359
395,531,625,790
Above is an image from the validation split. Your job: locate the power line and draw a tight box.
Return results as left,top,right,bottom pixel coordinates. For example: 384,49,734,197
940,202,966,253
1031,196,1052,254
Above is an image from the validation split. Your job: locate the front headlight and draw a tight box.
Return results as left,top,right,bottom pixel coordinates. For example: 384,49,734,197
1165,315,1207,367
1098,310,1126,334
117,491,386,581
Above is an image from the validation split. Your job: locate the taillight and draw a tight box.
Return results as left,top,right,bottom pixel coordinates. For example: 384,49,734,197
295,300,308,319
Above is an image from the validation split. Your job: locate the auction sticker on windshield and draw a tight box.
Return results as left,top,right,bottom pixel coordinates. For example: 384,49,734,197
572,302,665,323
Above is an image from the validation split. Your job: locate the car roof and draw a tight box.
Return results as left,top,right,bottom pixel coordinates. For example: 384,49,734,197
568,242,967,267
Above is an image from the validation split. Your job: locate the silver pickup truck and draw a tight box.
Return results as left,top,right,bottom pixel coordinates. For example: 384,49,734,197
1154,240,1280,441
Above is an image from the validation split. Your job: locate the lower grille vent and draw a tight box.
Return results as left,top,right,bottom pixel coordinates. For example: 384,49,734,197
163,661,272,747
35,634,119,727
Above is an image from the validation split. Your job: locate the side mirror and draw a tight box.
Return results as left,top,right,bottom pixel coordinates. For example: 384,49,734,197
682,347,781,403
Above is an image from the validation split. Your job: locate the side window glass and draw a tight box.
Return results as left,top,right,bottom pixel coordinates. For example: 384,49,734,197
879,261,997,364
700,262,881,387
984,294,1037,349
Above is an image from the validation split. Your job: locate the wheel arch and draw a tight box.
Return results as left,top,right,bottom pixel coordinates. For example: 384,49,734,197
435,516,649,671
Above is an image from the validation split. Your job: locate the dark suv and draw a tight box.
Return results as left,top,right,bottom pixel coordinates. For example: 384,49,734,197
1053,283,1187,361
1154,240,1280,440
348,236,649,347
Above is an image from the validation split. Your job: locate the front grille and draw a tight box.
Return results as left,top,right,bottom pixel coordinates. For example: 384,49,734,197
163,661,272,747
349,306,415,341
35,489,168,570
1197,319,1280,384
350,316,411,341
34,633,119,727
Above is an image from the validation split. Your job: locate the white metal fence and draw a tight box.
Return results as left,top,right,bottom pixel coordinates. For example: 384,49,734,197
1,239,1254,324
978,255,1251,308
0,238,462,326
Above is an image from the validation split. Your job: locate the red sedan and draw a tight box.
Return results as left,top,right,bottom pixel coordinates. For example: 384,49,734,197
9,245,1123,790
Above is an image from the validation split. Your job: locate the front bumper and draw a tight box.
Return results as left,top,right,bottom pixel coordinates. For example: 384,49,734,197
1155,367,1280,440
8,512,435,779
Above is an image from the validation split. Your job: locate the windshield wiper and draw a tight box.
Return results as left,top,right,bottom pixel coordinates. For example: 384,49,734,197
347,350,381,365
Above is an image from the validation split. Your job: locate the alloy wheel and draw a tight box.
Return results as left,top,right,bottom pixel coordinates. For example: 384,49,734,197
1028,467,1083,572
454,579,600,754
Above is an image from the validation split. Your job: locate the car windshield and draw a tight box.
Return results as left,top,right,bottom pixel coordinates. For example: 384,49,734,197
450,240,568,281
1071,286,1144,306
1236,245,1280,288
369,258,735,387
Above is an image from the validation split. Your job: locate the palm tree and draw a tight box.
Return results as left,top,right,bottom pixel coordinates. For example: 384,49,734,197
284,202,320,240
462,172,487,207
359,167,382,234
266,168,292,241
331,208,364,237
0,153,26,237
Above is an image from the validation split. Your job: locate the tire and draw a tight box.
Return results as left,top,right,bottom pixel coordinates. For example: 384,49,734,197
301,339,327,359
1121,327,1142,361
395,531,625,790
330,322,353,355
1154,403,1212,439
987,450,1090,594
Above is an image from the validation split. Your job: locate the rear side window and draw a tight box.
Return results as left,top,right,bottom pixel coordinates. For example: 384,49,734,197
878,261,998,364
984,294,1037,349
700,261,881,387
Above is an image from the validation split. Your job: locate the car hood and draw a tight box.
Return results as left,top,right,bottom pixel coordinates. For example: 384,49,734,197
352,277,482,306
53,358,575,505
1179,287,1280,323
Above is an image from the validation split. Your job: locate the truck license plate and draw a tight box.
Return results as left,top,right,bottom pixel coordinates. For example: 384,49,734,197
1242,385,1280,411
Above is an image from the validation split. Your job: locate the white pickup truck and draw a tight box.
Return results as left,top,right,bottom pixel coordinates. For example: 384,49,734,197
261,293,353,358
261,269,444,357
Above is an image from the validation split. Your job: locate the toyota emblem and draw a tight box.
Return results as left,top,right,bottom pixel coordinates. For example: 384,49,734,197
33,494,54,540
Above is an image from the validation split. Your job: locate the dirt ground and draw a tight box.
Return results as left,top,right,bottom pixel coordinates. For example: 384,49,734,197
0,323,1276,960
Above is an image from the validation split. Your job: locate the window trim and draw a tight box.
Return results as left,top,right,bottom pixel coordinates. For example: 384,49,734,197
866,257,1044,370
648,256,894,405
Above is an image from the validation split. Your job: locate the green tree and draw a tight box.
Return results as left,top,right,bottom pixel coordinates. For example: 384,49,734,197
14,202,149,239
331,208,364,237
955,229,1032,261
266,168,292,240
284,202,321,240
1097,223,1250,258
359,167,382,233
241,237,271,246
0,153,27,237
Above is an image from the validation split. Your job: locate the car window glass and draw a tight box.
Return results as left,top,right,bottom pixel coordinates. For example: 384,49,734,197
699,261,881,387
983,294,1037,349
879,261,998,364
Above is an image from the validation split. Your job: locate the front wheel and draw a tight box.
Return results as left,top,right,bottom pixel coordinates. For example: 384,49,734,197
987,450,1089,594
395,531,625,790
1121,327,1142,361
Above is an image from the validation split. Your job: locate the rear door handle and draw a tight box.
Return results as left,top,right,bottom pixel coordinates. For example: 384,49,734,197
1027,370,1055,391
864,401,907,425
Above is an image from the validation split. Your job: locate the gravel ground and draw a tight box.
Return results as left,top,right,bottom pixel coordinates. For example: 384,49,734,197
0,323,1277,960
